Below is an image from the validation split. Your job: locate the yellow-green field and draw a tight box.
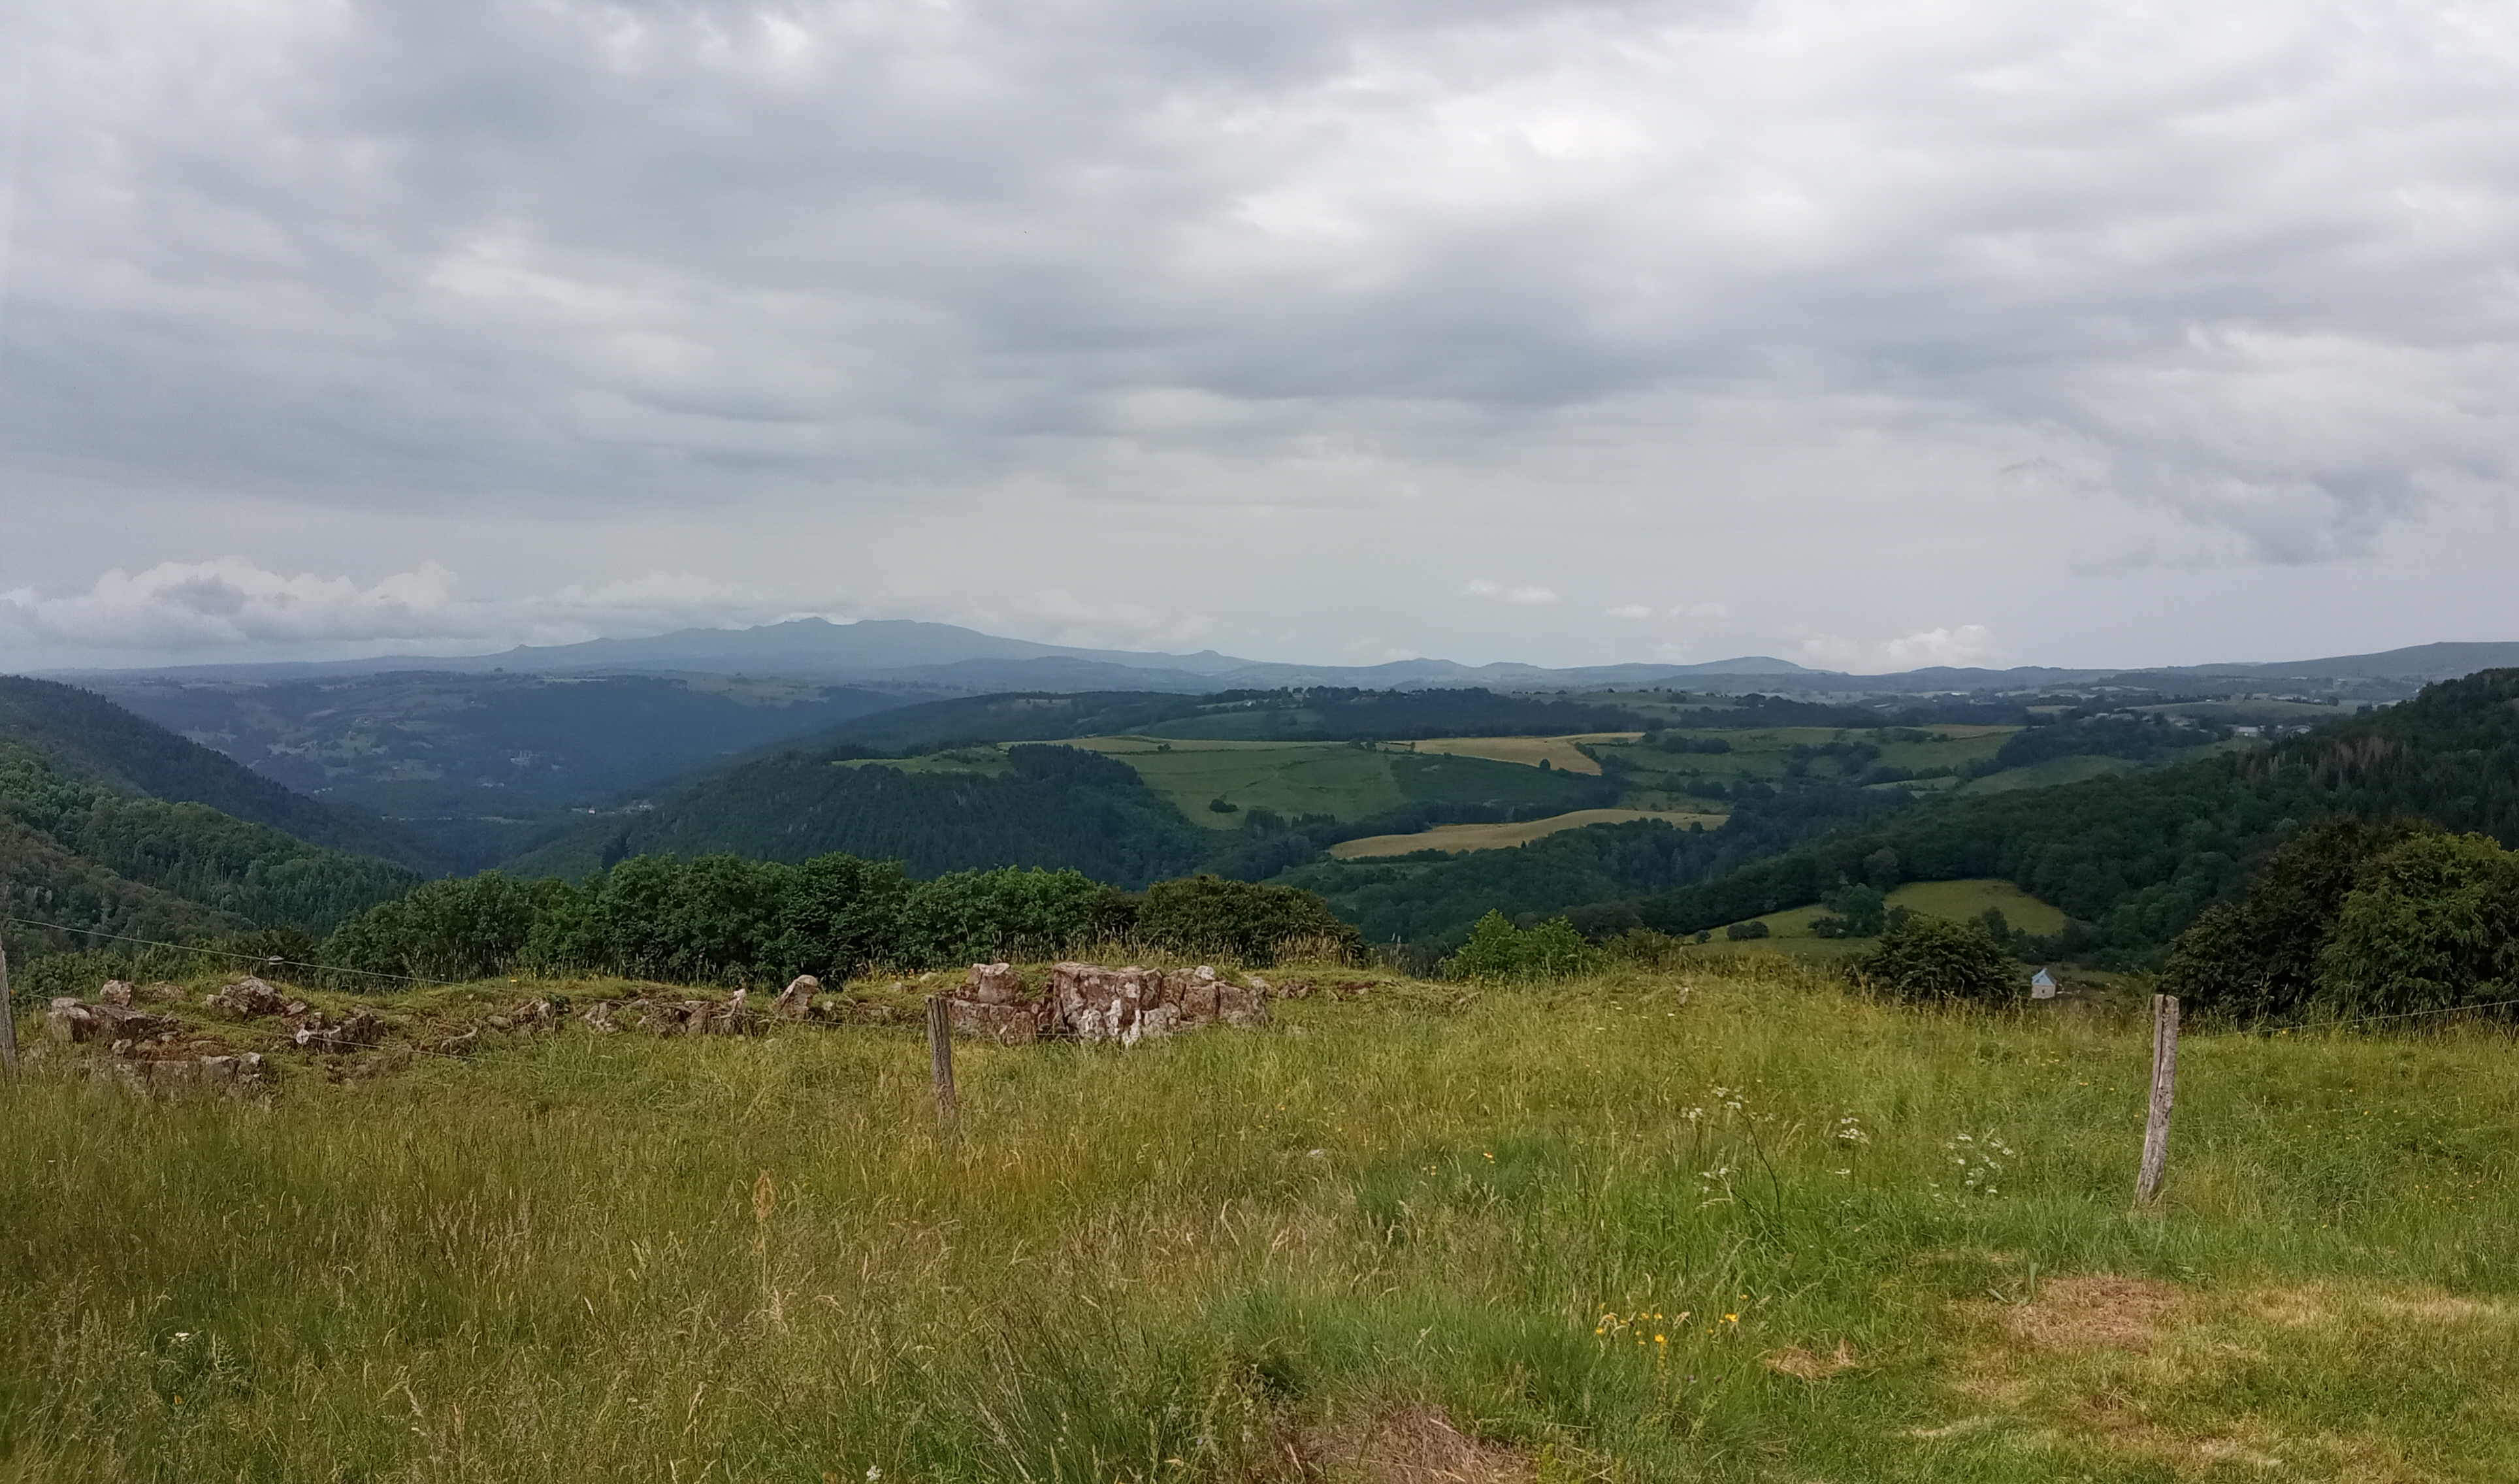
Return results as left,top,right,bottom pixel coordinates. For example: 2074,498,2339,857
1749,878,2073,939
1401,734,1639,775
8,961,2519,1481
1329,807,1723,858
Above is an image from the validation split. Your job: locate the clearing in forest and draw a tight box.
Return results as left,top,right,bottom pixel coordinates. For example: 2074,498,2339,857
1069,736,1610,826
1741,877,2073,943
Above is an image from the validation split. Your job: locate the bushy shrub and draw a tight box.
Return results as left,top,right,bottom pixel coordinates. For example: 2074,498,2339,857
1442,911,1602,982
1855,914,2021,1002
2315,831,2519,1018
1133,875,1360,966
1724,918,1770,941
896,866,1110,968
324,873,550,984
1810,882,1885,938
12,950,148,1001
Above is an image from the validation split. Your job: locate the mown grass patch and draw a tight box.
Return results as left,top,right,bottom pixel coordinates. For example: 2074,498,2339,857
5,960,2518,1480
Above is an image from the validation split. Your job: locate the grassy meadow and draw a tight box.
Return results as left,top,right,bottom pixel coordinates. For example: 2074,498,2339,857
6,960,2518,1481
1744,880,2073,944
1065,738,1607,827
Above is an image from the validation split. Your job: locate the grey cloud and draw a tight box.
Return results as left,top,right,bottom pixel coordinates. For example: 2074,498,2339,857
1,0,2516,666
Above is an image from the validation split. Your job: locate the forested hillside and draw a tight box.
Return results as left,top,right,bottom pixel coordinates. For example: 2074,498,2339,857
510,744,1215,888
0,677,427,867
1278,784,1911,949
93,671,913,871
0,742,417,960
1567,669,2519,965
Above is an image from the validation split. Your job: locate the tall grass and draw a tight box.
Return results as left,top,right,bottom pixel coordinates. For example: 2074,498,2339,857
4,960,2517,1480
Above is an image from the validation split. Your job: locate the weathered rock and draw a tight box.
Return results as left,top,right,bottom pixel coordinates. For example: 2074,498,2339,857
46,998,99,1044
99,980,134,1007
206,977,290,1017
628,989,755,1037
581,1001,619,1033
1051,962,1156,1045
1215,975,1269,1029
966,962,1022,1005
290,1008,382,1052
96,1050,266,1092
946,997,1046,1045
200,1052,264,1084
142,981,185,1003
775,975,821,1019
1038,961,1269,1045
46,997,176,1044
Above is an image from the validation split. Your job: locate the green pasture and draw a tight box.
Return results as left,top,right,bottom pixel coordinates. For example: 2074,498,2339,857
1747,878,2073,940
1596,726,2018,792
8,961,2519,1481
1955,753,2142,794
1069,737,1606,828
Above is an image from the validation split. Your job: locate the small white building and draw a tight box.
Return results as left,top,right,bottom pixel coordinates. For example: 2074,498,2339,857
2030,968,2058,1000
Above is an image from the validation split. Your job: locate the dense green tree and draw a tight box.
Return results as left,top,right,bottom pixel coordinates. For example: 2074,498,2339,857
894,865,1111,968
1441,911,1601,982
2158,817,2422,1020
1133,875,1361,965
777,854,915,979
1812,882,1887,938
322,871,556,982
1855,916,2021,1002
2315,832,2519,1018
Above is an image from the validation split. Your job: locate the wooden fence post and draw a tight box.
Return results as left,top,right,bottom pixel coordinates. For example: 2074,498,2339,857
925,995,958,1143
2135,993,2179,1204
0,926,18,1078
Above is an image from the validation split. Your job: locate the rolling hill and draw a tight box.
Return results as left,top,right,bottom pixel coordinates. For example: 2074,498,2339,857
0,676,429,868
1563,667,2519,965
0,679,423,963
86,672,917,872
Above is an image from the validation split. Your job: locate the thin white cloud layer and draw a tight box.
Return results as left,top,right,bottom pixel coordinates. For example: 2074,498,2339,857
0,557,1229,668
0,1,2516,669
0,559,815,661
1466,580,1563,605
1798,624,2001,673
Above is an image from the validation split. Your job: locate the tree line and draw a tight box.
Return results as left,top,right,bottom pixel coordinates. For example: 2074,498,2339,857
312,854,1361,988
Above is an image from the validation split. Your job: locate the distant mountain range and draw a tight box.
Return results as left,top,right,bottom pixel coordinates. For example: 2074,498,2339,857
46,619,2519,698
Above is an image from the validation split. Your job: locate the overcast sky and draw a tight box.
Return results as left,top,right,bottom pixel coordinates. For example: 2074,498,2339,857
2,0,2515,673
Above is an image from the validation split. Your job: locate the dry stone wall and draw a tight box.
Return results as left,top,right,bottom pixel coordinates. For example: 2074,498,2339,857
934,961,1270,1047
